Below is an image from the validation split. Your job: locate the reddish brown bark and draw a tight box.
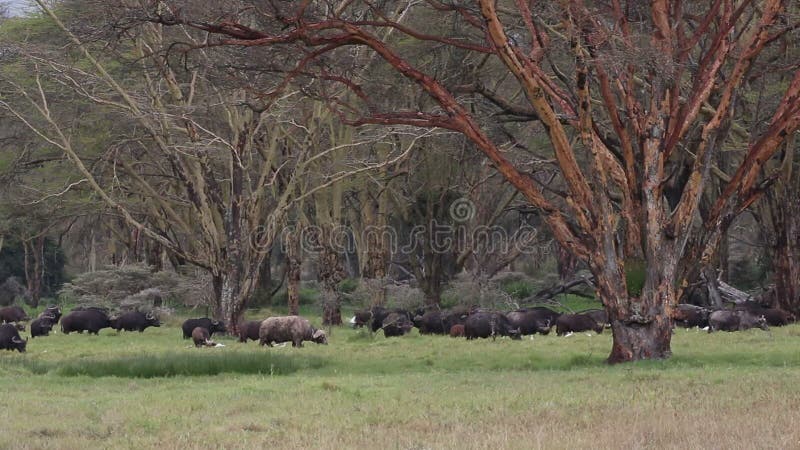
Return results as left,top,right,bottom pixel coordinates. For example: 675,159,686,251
148,2,799,363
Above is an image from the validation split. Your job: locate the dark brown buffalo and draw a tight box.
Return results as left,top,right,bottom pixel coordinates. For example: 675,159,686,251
351,306,413,333
112,311,161,332
238,320,264,342
708,310,769,332
30,314,56,338
760,308,795,326
449,324,465,338
39,305,62,324
583,309,609,328
61,309,112,335
733,302,794,327
671,304,712,328
414,306,473,335
506,307,560,336
0,323,27,352
381,312,414,337
0,305,29,323
555,313,604,335
191,327,216,347
464,312,521,340
181,318,227,339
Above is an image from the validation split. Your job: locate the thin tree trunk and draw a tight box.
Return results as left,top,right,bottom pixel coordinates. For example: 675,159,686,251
557,243,578,281
319,240,344,325
30,235,44,307
286,230,301,316
772,196,800,314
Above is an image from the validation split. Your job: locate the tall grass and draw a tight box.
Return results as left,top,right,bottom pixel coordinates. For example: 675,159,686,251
16,351,326,378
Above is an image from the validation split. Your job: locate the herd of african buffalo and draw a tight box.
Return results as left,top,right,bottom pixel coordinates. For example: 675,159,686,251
349,300,795,339
0,299,794,353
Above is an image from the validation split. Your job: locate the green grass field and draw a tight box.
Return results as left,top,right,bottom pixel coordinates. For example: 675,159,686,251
2,313,800,449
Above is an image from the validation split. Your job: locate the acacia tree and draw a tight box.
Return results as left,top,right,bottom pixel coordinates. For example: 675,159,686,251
0,1,406,331
147,1,799,361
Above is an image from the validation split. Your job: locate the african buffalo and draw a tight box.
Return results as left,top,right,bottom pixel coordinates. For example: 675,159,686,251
367,307,414,333
238,320,264,342
181,318,227,339
39,305,62,324
671,304,712,328
733,302,795,327
259,316,327,347
0,323,27,352
583,309,609,328
191,327,216,347
112,311,161,332
414,306,473,335
350,309,374,328
760,308,796,326
708,310,769,332
505,309,555,336
449,324,465,337
381,312,414,337
30,314,56,338
0,305,29,323
555,313,604,335
61,309,112,335
464,312,521,340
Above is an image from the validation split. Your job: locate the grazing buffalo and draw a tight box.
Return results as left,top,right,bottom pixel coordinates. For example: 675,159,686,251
259,316,327,347
381,312,414,337
181,318,227,339
191,327,216,347
0,305,29,323
39,305,62,324
464,312,521,340
0,323,27,352
30,314,56,338
732,302,795,327
505,309,556,336
112,311,161,332
583,309,609,328
350,309,374,328
414,307,473,335
366,307,414,333
238,320,264,342
760,308,795,326
708,310,769,332
61,309,112,335
449,324,465,338
555,313,604,335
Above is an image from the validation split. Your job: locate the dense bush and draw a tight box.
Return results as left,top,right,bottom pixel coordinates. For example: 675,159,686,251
58,264,212,312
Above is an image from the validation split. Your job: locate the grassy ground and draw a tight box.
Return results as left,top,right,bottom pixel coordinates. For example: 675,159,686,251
2,314,800,449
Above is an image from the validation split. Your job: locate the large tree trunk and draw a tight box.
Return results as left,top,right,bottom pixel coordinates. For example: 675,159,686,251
596,260,675,364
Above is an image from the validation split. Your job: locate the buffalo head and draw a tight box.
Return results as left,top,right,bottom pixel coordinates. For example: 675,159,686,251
146,312,161,327
10,335,27,353
311,329,328,345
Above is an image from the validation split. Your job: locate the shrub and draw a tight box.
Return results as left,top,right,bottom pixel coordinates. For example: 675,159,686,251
58,264,212,312
338,278,359,294
501,281,534,300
